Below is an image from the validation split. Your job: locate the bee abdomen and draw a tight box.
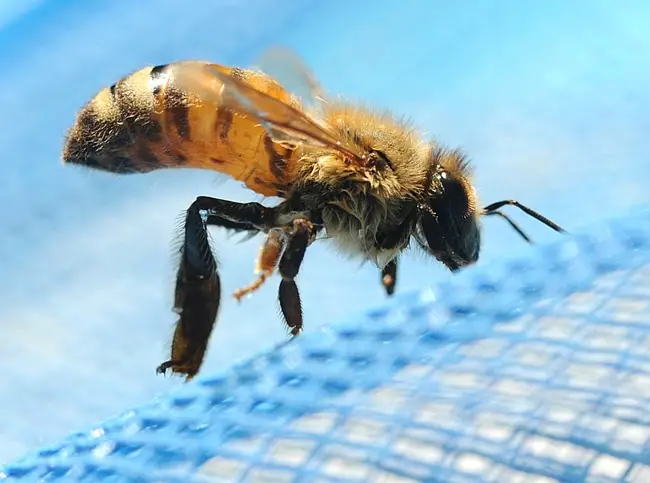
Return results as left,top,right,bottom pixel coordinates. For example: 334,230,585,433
63,65,172,174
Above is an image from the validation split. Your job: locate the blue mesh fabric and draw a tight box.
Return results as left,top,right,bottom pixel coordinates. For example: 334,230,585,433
2,208,650,482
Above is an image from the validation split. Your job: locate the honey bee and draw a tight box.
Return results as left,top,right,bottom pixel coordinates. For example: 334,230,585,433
62,49,566,380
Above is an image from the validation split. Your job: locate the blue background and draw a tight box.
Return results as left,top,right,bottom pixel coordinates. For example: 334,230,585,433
1,0,649,464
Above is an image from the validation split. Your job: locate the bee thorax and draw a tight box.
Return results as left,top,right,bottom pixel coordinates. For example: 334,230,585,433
320,200,406,268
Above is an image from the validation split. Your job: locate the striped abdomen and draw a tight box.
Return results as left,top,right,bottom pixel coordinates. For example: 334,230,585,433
62,61,301,197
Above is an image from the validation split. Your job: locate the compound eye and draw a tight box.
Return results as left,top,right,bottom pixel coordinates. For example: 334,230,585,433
438,169,459,189
437,169,453,183
436,169,471,217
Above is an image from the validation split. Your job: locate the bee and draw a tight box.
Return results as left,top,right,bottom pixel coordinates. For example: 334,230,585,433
62,49,566,380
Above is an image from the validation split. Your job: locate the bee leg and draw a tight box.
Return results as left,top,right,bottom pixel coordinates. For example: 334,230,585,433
381,258,398,296
199,196,276,229
156,201,221,380
277,218,317,336
233,230,285,301
156,196,275,380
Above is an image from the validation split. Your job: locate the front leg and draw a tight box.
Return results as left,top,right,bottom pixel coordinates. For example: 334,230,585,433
381,258,398,296
156,196,275,380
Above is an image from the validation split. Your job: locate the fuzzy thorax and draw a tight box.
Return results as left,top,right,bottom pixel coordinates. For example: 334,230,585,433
292,102,476,269
294,151,425,269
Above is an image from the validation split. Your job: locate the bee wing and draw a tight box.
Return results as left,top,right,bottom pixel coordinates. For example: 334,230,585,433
252,46,327,109
171,62,367,165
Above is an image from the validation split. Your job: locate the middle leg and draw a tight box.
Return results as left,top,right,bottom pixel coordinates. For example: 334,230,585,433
276,217,319,336
233,229,286,301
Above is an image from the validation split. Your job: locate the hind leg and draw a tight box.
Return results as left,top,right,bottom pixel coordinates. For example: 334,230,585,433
156,196,275,380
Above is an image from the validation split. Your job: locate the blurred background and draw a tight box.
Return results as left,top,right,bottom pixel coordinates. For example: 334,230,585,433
1,0,649,464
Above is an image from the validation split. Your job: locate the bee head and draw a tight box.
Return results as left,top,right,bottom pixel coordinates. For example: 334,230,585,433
416,147,480,272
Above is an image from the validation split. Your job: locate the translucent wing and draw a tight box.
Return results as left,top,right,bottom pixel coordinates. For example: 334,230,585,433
253,46,327,109
170,62,368,166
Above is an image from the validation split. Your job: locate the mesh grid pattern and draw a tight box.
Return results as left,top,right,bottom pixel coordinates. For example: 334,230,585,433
2,209,649,482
